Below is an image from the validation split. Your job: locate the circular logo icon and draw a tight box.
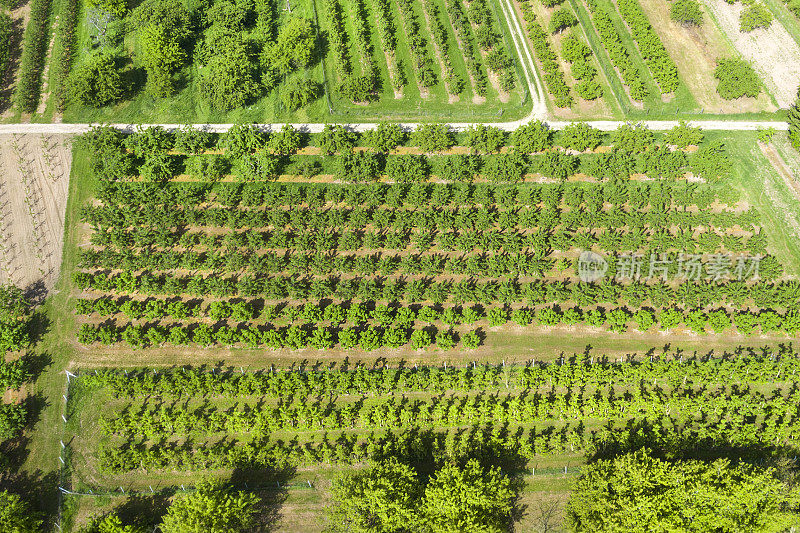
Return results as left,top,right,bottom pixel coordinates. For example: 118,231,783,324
577,251,607,283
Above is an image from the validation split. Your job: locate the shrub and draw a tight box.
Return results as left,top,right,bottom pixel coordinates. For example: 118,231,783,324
575,80,603,100
413,123,453,152
280,78,321,110
68,53,124,107
385,155,430,183
789,95,800,151
364,123,405,153
559,123,602,151
561,34,591,62
714,59,760,99
549,7,578,33
334,151,380,182
511,121,552,153
665,121,704,147
670,0,703,26
740,3,772,31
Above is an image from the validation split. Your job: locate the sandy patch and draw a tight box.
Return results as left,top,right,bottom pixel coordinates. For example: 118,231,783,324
638,0,775,113
0,134,72,297
700,0,800,108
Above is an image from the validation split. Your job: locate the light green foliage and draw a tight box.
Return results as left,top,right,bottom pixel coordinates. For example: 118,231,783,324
186,155,225,181
0,285,30,353
0,491,41,533
139,24,186,97
665,121,704,147
87,0,126,17
413,123,453,152
421,459,514,533
69,53,124,107
561,34,590,62
79,513,146,533
327,459,420,532
335,151,380,182
483,153,528,182
262,16,316,75
269,125,302,155
789,95,800,151
280,78,321,110
756,127,776,143
511,121,552,153
199,36,261,111
611,123,654,152
364,123,405,153
670,0,703,25
740,2,772,31
386,154,430,183
437,154,479,182
566,450,800,532
558,123,602,151
465,124,505,154
222,124,267,159
160,480,260,533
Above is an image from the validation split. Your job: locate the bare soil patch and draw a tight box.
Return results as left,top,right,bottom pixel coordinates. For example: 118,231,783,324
701,0,800,108
0,134,72,297
639,0,774,113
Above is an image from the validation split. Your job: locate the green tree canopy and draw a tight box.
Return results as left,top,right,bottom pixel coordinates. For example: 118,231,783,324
670,0,703,26
160,480,261,533
262,16,316,75
0,490,41,533
327,458,420,532
68,53,124,107
421,459,514,533
566,449,800,532
789,94,800,151
79,512,145,533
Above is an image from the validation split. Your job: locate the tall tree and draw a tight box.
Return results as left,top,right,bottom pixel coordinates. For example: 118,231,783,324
566,449,800,532
420,459,514,533
0,491,41,532
160,480,261,533
327,458,420,532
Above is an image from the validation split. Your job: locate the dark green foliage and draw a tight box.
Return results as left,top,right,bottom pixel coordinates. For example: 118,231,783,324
714,59,761,99
280,78,321,110
335,151,380,182
68,53,124,107
617,0,679,93
199,36,262,111
319,125,357,155
483,153,528,182
386,155,430,183
670,0,703,26
789,96,800,151
549,7,578,33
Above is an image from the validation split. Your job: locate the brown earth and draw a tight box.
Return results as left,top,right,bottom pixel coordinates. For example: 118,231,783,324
0,134,72,297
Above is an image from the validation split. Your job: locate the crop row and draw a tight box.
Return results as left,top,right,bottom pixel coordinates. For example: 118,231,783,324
98,385,800,439
82,349,800,398
615,0,679,93
73,271,800,310
77,322,472,350
95,392,800,472
93,180,734,212
395,0,438,88
584,0,649,100
87,226,763,257
445,0,489,95
463,0,516,91
83,203,757,235
521,1,573,107
422,0,466,94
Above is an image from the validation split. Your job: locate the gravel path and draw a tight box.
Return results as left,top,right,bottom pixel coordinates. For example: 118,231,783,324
700,0,800,108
